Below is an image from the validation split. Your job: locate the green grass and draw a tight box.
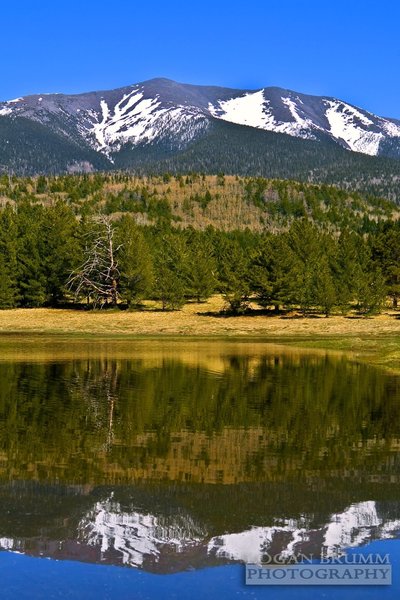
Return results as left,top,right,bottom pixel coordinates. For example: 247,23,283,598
282,335,400,373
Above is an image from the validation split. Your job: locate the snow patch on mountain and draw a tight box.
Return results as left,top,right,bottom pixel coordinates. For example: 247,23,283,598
86,87,208,155
382,119,400,137
209,90,270,129
324,100,384,155
209,90,400,155
281,96,323,137
1,79,400,161
209,91,318,140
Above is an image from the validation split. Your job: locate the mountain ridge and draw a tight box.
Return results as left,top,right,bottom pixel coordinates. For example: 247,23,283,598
2,77,400,201
3,77,399,120
2,77,400,159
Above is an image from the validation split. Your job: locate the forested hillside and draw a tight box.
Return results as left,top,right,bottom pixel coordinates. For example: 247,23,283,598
0,172,399,315
0,172,396,232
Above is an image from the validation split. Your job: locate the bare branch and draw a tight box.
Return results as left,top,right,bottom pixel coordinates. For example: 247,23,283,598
67,216,121,307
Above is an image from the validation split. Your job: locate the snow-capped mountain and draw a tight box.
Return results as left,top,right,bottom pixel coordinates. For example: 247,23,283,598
0,79,216,162
209,87,400,156
1,78,400,161
2,78,400,185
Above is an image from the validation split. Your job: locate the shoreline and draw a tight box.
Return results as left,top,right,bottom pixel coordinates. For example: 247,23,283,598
0,297,399,372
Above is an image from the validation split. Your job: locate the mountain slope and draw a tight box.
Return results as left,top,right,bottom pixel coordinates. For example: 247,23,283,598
209,85,400,156
1,78,400,199
2,78,400,159
111,119,400,203
0,115,110,175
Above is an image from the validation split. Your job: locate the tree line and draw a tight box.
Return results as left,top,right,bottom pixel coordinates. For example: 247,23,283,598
0,200,399,315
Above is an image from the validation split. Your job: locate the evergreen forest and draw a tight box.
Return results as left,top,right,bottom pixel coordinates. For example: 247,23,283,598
0,172,399,315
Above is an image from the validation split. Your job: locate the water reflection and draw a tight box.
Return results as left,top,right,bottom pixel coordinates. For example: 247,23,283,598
0,341,399,571
1,482,400,572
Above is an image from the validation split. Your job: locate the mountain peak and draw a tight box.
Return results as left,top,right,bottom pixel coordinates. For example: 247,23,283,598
1,77,400,178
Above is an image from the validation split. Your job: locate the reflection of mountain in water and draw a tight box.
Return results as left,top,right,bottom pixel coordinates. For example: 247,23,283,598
79,499,400,567
1,491,400,571
78,497,206,568
209,501,400,564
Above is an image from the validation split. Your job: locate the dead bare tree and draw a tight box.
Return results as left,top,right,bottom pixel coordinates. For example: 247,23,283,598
67,216,122,308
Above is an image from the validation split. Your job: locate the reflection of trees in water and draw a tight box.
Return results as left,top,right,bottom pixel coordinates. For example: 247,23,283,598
0,354,399,484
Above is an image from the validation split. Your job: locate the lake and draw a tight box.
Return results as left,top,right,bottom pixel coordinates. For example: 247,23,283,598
0,338,399,599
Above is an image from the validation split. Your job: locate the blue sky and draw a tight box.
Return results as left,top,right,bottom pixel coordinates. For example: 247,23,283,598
1,0,399,117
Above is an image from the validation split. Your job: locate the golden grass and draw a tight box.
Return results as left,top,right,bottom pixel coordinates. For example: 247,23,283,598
0,295,399,338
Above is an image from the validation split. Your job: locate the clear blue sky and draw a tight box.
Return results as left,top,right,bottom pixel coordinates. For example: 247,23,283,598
1,0,399,118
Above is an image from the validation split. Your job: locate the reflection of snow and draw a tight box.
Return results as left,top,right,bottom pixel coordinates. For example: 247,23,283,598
79,498,400,567
78,497,205,566
209,526,307,563
0,537,17,550
208,501,400,564
208,524,310,563
323,501,400,554
1,500,400,568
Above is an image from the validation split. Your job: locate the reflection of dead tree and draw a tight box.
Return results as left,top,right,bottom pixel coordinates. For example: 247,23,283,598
107,389,116,449
67,216,122,308
102,362,119,451
70,359,120,452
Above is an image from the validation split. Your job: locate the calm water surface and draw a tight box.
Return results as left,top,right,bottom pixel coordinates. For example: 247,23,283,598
0,339,399,599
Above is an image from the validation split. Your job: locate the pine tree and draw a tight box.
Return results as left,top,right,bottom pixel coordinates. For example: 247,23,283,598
0,206,18,308
184,231,217,302
0,254,17,309
251,234,294,311
217,236,252,314
334,231,361,314
152,232,187,310
16,203,47,307
283,220,321,314
348,236,387,314
314,255,337,316
371,225,400,308
42,202,81,305
116,216,154,306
